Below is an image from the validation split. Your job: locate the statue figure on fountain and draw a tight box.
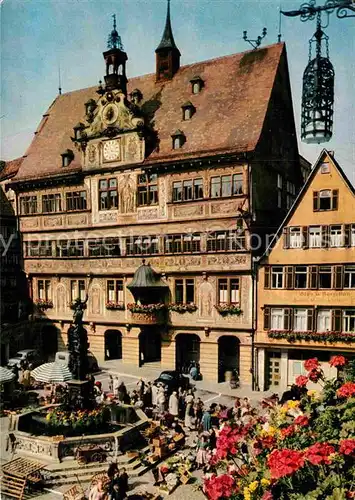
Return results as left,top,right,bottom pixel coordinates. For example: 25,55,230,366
68,294,89,381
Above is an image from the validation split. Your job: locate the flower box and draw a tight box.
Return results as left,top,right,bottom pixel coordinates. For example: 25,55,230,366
35,299,53,310
268,330,355,344
106,301,125,310
215,304,242,316
127,303,166,313
168,303,198,313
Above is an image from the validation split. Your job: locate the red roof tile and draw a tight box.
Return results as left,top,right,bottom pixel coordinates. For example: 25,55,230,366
0,157,23,181
15,43,285,181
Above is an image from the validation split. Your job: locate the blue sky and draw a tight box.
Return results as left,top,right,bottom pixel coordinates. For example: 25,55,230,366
1,0,354,182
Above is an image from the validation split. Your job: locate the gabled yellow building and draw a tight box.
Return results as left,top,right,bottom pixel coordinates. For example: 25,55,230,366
255,150,355,391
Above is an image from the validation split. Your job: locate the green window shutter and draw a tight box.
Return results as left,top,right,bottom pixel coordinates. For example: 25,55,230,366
264,307,271,330
285,266,294,289
307,309,314,331
264,266,271,289
283,227,290,249
313,191,319,211
332,309,342,332
309,266,318,289
334,265,343,290
332,189,339,210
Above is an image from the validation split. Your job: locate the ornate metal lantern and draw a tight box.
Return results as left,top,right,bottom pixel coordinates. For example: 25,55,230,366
301,14,334,143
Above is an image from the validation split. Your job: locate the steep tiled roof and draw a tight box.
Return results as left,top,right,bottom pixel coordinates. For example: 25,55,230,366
0,157,23,181
15,43,285,181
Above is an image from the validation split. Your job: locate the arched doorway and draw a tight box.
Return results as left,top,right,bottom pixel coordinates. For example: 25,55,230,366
42,325,59,359
175,334,200,373
139,328,161,365
218,336,240,382
104,330,122,360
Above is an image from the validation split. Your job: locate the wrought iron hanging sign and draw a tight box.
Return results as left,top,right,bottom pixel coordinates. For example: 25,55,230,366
282,0,355,144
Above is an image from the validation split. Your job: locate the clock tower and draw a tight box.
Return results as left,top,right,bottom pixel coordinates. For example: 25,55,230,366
103,15,128,94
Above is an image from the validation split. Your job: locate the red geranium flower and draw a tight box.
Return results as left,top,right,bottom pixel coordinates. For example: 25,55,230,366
305,442,335,465
294,415,310,427
267,449,305,478
337,382,355,398
308,368,323,383
262,492,273,500
339,439,355,456
296,375,308,387
304,358,319,372
215,424,249,460
329,355,347,368
204,473,236,500
280,425,295,439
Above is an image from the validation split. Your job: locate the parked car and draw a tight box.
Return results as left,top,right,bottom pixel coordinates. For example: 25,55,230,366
55,351,99,373
7,349,44,370
154,370,189,393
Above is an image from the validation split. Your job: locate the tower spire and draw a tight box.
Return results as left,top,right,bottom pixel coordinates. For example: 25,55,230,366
155,0,181,81
107,13,123,50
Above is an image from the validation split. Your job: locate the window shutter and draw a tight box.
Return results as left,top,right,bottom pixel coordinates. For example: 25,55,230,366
284,308,292,330
321,225,329,248
344,224,351,247
332,189,339,210
264,307,271,330
283,227,290,249
302,226,309,249
285,266,294,289
334,265,343,290
307,309,314,331
313,191,319,211
264,266,271,289
309,266,318,289
332,309,342,332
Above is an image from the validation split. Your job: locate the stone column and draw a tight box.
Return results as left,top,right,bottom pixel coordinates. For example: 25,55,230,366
161,335,175,369
256,347,266,391
239,344,252,386
122,327,140,366
199,341,218,383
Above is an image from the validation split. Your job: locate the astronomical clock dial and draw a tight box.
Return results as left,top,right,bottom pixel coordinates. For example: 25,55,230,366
102,103,119,125
103,139,121,162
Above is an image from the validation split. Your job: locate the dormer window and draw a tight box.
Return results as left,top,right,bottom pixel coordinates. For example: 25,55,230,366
171,130,186,149
73,122,86,141
130,89,143,105
181,101,196,121
190,76,204,94
61,149,74,168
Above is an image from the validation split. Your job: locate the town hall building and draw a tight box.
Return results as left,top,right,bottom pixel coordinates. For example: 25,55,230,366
6,4,306,384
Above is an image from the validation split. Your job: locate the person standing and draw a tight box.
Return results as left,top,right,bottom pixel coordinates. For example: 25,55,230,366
118,382,127,403
194,397,204,430
118,468,129,499
157,387,166,414
202,409,212,432
151,382,158,406
108,374,114,393
184,391,194,430
168,391,179,417
113,377,119,399
137,378,145,399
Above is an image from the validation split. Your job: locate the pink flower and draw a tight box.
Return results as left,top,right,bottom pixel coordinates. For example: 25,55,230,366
304,358,319,372
296,375,308,387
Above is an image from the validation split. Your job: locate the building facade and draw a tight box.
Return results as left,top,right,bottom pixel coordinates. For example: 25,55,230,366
8,8,303,383
255,150,355,391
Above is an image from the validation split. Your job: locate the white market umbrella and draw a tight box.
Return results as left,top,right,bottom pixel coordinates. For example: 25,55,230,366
31,362,73,383
0,366,16,384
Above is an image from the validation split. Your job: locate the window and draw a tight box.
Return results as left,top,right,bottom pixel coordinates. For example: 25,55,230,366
318,266,332,289
107,279,124,304
210,174,243,198
207,230,245,252
343,310,355,333
38,279,51,300
126,235,158,256
294,266,307,289
271,308,285,330
351,225,355,247
137,173,158,206
42,193,62,213
55,240,84,257
88,238,120,257
320,162,330,174
344,266,355,289
309,226,322,248
66,191,87,211
313,189,338,211
271,267,283,289
289,227,302,248
71,280,86,302
19,196,38,215
293,308,307,331
25,241,52,257
192,82,200,94
277,174,283,189
164,234,200,254
173,178,203,202
99,178,118,210
317,310,331,332
183,108,191,120
330,225,343,247
218,278,240,304
174,278,195,304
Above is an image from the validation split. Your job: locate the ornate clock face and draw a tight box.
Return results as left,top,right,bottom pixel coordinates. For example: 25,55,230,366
103,140,121,162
